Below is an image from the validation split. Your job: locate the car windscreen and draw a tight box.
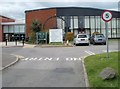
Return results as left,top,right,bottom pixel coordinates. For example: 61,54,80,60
96,34,104,38
78,35,87,38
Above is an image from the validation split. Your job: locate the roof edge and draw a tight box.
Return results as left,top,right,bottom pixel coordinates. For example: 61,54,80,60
0,15,15,20
25,7,119,13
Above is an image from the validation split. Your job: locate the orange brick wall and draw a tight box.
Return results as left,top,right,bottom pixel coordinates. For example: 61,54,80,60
0,25,2,42
25,8,57,37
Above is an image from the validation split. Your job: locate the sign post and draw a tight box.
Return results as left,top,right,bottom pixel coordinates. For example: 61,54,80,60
102,10,112,59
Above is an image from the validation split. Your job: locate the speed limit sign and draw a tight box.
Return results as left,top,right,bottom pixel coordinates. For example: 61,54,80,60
102,10,112,59
102,10,112,22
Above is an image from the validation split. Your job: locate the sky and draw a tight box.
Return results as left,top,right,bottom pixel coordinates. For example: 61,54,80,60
0,0,120,20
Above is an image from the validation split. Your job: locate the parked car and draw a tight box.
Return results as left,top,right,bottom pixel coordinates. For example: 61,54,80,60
73,34,89,46
89,34,106,45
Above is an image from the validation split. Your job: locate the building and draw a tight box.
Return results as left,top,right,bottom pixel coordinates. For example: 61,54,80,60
25,7,120,38
0,15,25,41
0,15,15,41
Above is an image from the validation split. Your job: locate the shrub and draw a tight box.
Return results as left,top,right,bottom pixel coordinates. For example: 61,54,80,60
65,32,74,41
92,32,100,35
28,31,36,44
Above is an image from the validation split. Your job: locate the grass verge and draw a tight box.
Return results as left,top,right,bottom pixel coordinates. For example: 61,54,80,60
84,51,119,87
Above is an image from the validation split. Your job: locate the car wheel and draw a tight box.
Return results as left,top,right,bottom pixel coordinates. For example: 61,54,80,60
87,43,89,46
104,42,106,45
74,43,77,46
90,41,92,44
93,42,96,45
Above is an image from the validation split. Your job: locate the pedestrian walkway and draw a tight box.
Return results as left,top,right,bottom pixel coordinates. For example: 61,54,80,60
0,42,36,48
0,42,23,47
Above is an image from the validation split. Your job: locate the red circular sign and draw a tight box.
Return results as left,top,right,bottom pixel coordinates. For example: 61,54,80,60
102,10,112,22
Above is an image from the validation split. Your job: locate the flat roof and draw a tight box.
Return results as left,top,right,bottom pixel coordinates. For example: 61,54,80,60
0,15,15,20
1,20,25,25
25,7,119,13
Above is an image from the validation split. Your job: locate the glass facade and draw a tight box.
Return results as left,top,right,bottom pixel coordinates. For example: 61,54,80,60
3,25,25,34
57,16,120,38
3,25,25,41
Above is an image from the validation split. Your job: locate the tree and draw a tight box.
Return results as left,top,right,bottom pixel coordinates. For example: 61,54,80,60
29,19,42,44
30,19,42,33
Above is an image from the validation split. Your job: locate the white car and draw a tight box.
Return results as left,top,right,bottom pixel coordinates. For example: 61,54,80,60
73,34,90,46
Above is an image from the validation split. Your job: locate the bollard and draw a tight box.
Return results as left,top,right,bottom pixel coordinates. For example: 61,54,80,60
5,39,7,46
15,39,17,46
22,39,24,46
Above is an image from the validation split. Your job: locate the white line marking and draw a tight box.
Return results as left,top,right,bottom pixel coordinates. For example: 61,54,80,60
10,54,24,59
87,51,95,55
38,58,42,60
21,57,82,61
102,50,119,52
78,58,81,61
85,51,95,55
29,58,34,60
23,58,29,60
56,58,59,61
33,58,37,60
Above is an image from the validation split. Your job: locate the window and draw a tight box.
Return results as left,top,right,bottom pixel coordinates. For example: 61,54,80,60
108,28,111,38
79,16,85,28
19,25,25,33
3,26,8,33
78,35,87,38
101,17,105,28
57,18,62,29
73,16,78,28
70,16,73,29
112,18,116,28
85,16,89,28
101,28,106,36
108,21,111,29
117,18,120,37
112,28,116,38
14,25,20,33
9,25,14,33
61,16,65,29
96,16,100,29
90,16,95,29
96,34,104,38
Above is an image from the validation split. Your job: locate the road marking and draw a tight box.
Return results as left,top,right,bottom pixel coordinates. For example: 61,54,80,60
10,54,24,59
21,57,81,61
102,50,119,52
85,51,95,55
23,58,29,60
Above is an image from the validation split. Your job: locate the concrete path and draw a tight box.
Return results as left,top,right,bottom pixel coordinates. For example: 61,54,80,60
0,42,36,48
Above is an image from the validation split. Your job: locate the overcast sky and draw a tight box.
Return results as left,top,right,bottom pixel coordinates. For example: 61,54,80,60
0,0,120,20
